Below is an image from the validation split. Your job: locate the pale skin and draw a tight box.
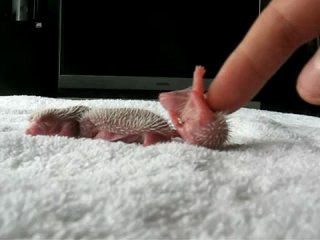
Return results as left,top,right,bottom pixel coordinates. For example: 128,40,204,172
206,0,320,113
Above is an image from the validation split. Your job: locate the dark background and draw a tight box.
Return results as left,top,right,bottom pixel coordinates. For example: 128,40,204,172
60,2,257,79
0,0,319,116
0,0,58,97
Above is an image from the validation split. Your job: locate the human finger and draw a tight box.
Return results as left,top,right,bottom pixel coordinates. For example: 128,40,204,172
206,0,320,113
296,48,320,105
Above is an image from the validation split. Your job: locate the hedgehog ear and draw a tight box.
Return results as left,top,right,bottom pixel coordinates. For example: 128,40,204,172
159,92,190,127
159,87,192,116
159,66,208,127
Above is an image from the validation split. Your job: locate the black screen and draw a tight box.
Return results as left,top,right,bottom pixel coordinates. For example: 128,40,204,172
60,2,258,79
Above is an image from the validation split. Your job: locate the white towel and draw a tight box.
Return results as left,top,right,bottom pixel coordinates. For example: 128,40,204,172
0,95,319,239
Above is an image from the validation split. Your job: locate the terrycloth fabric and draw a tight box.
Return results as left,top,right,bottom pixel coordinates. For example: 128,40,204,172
0,95,320,239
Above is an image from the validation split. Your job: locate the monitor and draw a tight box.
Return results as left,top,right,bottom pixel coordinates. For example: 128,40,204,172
58,1,259,94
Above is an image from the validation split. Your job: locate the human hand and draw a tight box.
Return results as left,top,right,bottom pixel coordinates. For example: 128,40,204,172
206,0,320,113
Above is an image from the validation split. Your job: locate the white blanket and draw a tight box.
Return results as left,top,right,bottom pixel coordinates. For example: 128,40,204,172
0,95,319,239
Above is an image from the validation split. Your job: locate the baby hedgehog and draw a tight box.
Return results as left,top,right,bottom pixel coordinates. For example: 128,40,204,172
26,105,179,146
79,107,179,146
159,65,229,149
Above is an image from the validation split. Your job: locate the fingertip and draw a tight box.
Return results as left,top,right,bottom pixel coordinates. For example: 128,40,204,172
297,49,320,105
297,84,320,105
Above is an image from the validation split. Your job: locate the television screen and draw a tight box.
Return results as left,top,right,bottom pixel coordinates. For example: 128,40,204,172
59,1,258,91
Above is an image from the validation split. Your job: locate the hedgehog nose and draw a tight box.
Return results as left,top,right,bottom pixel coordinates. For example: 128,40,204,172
25,127,36,135
25,123,47,136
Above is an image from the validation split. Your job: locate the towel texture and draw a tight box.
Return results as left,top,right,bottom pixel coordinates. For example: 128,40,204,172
0,95,320,239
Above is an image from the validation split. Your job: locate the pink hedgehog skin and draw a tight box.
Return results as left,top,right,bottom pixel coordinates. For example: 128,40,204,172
159,65,229,149
79,108,179,146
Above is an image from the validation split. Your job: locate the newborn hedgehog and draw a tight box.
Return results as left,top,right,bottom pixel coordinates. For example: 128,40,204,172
26,105,179,146
159,65,229,149
26,105,90,137
79,107,179,146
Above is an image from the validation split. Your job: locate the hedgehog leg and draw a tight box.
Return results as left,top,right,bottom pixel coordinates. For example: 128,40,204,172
143,132,172,146
180,65,214,126
115,134,143,144
94,131,143,144
58,120,80,137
